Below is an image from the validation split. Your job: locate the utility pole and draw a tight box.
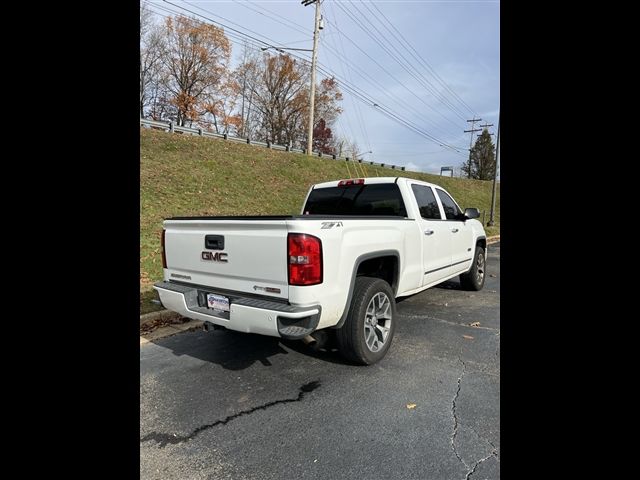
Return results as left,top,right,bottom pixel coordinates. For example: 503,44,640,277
303,0,321,156
464,117,482,178
487,114,500,227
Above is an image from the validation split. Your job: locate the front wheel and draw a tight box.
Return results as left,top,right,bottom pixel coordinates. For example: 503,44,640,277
459,246,486,291
336,277,397,365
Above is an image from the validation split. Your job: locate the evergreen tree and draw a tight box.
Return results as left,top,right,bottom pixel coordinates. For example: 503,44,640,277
460,129,496,180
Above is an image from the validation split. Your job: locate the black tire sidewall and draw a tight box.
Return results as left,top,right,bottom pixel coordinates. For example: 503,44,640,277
339,277,397,365
465,246,486,290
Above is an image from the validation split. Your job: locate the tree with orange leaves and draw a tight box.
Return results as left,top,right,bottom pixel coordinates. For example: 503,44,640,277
162,15,231,126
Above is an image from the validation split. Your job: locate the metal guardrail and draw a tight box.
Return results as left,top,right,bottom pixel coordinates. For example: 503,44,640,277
140,118,406,171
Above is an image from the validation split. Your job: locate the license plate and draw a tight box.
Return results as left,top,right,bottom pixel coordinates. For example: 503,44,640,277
207,293,230,312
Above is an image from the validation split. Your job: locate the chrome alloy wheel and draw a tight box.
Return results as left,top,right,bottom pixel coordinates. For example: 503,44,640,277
364,292,393,353
476,251,485,283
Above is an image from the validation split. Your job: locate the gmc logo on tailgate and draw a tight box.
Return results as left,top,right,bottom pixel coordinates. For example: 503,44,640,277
201,251,228,263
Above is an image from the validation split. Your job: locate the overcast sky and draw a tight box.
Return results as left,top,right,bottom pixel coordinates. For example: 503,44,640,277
146,0,500,175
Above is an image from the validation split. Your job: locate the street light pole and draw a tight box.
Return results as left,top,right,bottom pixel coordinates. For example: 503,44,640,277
304,0,321,156
487,113,500,227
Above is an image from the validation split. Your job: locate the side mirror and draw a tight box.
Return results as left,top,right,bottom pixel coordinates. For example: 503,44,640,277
464,207,480,219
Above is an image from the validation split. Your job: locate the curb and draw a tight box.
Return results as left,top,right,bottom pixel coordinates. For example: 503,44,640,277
140,319,204,345
140,308,180,327
487,235,500,245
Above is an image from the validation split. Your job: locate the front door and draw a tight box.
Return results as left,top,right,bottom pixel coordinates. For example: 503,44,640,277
435,188,474,273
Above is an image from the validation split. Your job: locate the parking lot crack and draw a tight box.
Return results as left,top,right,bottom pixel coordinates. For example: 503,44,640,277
465,450,498,479
468,425,499,459
451,358,468,469
140,381,321,448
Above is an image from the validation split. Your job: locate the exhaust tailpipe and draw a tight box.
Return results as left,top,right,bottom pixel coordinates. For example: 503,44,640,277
302,335,317,345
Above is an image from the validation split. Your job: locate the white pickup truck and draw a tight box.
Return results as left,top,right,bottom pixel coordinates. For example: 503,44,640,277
155,177,487,364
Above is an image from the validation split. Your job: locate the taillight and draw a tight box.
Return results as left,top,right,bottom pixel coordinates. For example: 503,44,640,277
338,178,365,186
288,233,322,286
161,229,167,269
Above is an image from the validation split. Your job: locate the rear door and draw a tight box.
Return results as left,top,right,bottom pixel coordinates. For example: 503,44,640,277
409,183,452,286
163,219,289,300
435,189,474,272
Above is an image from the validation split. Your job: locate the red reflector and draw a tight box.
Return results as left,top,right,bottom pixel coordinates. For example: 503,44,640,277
288,233,322,286
337,178,365,186
161,229,167,269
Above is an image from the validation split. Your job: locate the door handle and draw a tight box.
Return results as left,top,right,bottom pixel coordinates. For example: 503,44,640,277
205,234,225,250
451,228,459,233
424,229,434,236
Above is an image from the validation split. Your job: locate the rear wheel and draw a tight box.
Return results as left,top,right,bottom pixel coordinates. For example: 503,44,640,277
336,277,396,365
460,246,486,291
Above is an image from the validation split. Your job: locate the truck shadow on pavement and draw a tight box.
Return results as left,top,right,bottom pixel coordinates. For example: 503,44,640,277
434,279,465,291
158,328,350,370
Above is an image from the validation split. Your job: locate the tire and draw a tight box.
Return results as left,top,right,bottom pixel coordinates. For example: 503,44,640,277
336,277,397,365
459,246,486,291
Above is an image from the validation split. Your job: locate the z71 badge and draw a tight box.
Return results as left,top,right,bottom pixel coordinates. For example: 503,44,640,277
321,221,343,229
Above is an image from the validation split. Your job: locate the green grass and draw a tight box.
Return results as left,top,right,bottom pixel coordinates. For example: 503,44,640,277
140,289,164,315
140,127,500,292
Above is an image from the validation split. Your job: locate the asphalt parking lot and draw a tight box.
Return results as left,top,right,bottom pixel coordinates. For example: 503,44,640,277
140,243,500,480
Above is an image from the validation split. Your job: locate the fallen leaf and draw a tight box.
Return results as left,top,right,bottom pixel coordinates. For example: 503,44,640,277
470,322,481,327
490,274,496,278
463,335,474,340
406,403,417,409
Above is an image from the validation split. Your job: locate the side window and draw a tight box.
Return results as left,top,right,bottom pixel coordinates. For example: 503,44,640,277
411,184,442,220
436,189,462,220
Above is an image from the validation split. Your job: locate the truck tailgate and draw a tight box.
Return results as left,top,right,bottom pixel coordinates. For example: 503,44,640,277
163,219,289,300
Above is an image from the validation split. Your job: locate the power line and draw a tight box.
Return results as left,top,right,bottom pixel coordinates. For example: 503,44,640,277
230,0,309,37
324,1,371,152
149,2,267,51
323,16,461,133
335,1,467,124
352,0,470,120
164,0,271,47
319,65,465,155
320,28,367,154
322,2,459,140
368,0,477,117
240,0,309,35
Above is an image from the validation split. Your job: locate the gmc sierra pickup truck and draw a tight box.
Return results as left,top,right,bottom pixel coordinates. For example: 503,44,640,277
155,177,487,364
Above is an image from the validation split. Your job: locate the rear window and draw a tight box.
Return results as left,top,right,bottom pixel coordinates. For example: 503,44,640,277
304,183,407,216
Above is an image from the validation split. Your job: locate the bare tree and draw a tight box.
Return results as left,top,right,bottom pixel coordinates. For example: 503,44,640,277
234,43,262,138
140,5,166,118
248,53,344,148
249,54,309,145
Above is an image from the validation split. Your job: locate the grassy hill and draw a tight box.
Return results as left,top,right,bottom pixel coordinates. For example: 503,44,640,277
140,128,499,309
